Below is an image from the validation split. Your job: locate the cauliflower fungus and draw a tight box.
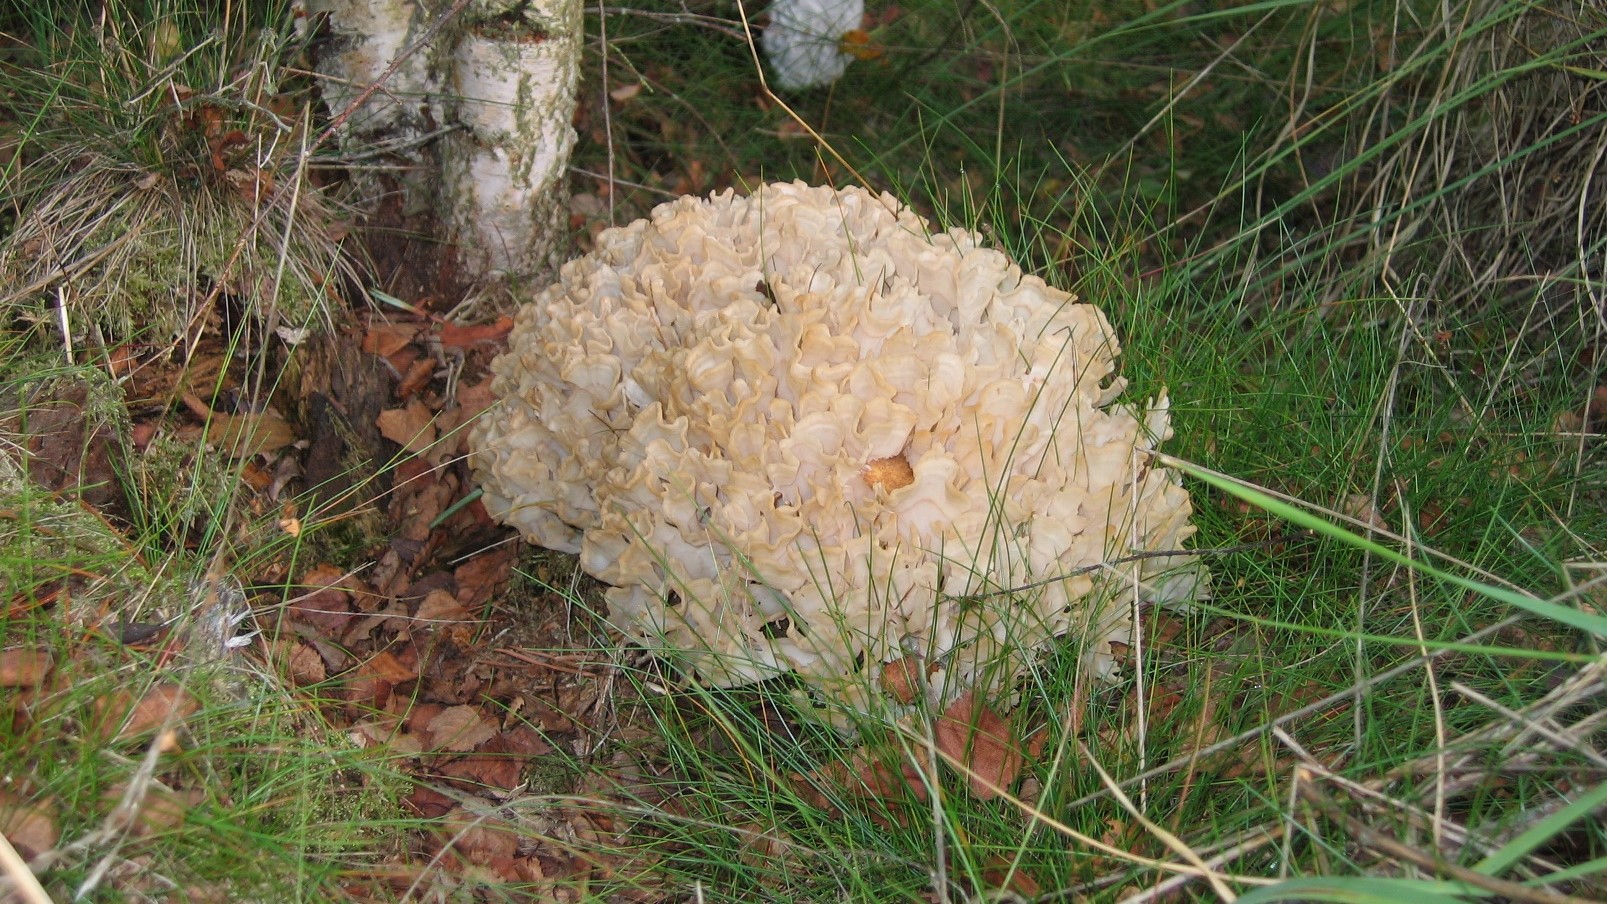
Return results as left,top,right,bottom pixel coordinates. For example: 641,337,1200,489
471,181,1205,714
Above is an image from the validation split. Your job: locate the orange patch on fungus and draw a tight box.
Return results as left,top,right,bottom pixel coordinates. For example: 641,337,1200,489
862,455,915,492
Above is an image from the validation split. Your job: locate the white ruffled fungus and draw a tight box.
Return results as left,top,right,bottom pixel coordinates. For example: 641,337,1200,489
472,181,1207,715
761,0,865,90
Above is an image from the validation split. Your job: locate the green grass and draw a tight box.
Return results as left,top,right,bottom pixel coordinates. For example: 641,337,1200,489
0,355,419,901
557,0,1606,894
543,187,1604,897
0,0,359,348
1,0,1604,899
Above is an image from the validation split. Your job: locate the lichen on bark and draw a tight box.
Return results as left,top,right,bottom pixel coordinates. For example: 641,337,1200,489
300,0,581,286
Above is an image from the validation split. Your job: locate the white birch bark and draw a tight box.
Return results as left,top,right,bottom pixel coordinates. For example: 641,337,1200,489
441,0,581,281
297,0,580,284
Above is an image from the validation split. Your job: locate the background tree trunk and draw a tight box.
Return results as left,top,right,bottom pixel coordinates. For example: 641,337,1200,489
299,0,581,288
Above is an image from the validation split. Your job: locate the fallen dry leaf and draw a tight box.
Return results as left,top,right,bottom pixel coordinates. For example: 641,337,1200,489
439,316,513,350
101,781,199,837
790,745,928,818
981,854,1040,898
339,671,393,716
377,399,437,454
439,807,520,866
437,753,523,793
417,589,475,624
881,656,924,704
396,355,437,399
98,683,201,742
288,564,358,633
1340,493,1388,531
455,375,498,420
180,395,295,457
936,691,1023,801
352,718,425,755
0,648,53,687
0,790,60,859
454,546,515,608
361,321,420,361
359,650,418,683
281,640,327,686
426,704,498,752
405,784,457,819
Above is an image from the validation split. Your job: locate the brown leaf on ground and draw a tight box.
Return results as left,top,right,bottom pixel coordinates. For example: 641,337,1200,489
359,650,419,684
436,753,523,793
19,383,125,512
856,751,928,804
1339,493,1388,531
352,718,423,756
454,546,515,608
279,640,327,686
395,356,436,400
438,807,520,866
288,564,358,633
100,782,199,837
790,745,928,818
454,375,498,423
377,399,437,454
439,316,513,350
980,855,1040,898
0,648,53,687
339,671,394,717
880,656,923,704
361,321,420,361
97,683,201,742
131,420,159,450
0,789,60,859
404,784,457,819
180,394,295,457
936,691,1023,801
494,724,553,757
417,588,475,624
426,704,498,752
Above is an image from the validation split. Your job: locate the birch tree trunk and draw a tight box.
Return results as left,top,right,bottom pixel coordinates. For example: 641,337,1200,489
298,0,581,286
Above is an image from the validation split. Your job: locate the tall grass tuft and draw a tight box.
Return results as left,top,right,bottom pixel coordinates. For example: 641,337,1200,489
0,0,363,349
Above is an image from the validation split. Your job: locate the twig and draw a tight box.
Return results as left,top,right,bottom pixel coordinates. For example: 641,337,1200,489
911,726,1278,889
1296,768,1598,904
1272,729,1559,877
1116,825,1285,904
1078,741,1238,902
309,0,476,154
0,830,53,904
1058,615,1523,811
732,0,882,205
0,226,137,308
1450,681,1607,770
597,0,616,227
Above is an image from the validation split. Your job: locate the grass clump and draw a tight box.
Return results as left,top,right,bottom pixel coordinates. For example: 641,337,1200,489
0,436,415,901
0,0,363,349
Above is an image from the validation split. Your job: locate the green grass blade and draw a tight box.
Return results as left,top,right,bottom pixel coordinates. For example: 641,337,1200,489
1473,781,1607,877
1237,877,1484,904
1163,456,1607,639
1526,855,1607,887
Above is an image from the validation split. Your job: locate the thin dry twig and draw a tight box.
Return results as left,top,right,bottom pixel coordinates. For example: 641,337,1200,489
308,0,475,154
0,830,53,904
1296,768,1599,904
1077,740,1238,902
1059,614,1524,811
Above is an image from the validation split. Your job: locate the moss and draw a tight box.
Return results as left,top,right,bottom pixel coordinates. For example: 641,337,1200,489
1,157,356,346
